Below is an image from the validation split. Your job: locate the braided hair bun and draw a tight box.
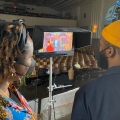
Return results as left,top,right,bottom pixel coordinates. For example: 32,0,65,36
0,19,28,79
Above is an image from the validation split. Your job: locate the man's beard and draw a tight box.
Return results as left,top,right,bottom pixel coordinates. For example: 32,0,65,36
97,52,108,70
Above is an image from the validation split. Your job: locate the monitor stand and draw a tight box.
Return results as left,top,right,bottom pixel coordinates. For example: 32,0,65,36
48,57,54,120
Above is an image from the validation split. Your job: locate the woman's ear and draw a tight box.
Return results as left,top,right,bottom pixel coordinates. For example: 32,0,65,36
9,62,16,77
10,61,16,71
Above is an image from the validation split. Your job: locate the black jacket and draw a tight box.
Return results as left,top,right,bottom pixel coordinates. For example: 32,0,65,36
71,66,120,120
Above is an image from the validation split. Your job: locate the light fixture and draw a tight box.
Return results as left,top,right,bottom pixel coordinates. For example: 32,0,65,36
92,24,98,33
13,5,17,9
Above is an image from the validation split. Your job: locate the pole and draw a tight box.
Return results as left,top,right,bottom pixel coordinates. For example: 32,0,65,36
48,57,53,120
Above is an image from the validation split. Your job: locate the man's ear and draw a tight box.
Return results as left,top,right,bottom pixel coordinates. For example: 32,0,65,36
106,47,115,58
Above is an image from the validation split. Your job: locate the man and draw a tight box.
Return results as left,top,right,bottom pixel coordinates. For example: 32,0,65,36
71,20,120,120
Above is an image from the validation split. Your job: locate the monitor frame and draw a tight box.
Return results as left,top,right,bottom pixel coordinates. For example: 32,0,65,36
33,26,92,58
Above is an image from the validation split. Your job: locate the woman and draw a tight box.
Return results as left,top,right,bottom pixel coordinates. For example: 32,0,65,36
0,20,36,120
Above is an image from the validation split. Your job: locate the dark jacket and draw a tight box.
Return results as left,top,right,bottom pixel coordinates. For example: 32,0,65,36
71,66,120,120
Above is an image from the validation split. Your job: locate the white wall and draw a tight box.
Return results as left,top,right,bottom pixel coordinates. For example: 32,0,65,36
79,3,92,29
0,14,77,27
0,1,59,15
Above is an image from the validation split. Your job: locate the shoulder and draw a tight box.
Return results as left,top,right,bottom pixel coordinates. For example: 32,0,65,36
0,95,10,107
0,95,12,119
76,75,108,98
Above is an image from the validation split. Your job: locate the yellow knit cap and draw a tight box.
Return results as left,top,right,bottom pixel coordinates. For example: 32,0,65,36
102,20,120,48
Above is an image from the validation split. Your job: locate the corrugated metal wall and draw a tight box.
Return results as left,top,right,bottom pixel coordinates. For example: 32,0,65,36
90,0,104,39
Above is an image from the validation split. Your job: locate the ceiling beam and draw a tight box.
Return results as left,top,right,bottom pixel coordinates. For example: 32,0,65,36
22,0,28,4
50,0,65,8
56,0,92,11
35,0,45,6
52,0,73,8
53,0,82,8
39,0,45,4
53,0,86,9
28,0,35,4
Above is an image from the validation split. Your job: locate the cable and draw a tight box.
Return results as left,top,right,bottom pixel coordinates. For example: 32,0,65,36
53,74,57,85
34,69,39,113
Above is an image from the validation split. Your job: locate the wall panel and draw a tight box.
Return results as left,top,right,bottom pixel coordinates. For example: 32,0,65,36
0,14,77,27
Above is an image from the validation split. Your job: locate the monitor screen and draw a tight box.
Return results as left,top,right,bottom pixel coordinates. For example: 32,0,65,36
38,32,73,53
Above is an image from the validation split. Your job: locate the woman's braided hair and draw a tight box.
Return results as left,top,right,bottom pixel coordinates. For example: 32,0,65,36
0,21,23,80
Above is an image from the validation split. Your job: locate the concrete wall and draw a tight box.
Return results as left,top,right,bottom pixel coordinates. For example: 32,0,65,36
92,38,99,46
62,3,92,29
23,5,59,15
0,0,117,38
0,1,59,15
0,14,77,27
62,7,78,19
79,3,92,30
62,0,116,38
62,6,80,27
79,0,116,32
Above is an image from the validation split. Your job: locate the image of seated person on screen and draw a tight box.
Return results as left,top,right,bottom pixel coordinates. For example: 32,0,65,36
46,38,54,52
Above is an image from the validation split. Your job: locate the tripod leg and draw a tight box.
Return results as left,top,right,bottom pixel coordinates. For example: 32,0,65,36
48,57,53,120
48,105,51,120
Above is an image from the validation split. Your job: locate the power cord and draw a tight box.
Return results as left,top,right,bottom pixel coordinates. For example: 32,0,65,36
34,69,39,113
53,75,57,86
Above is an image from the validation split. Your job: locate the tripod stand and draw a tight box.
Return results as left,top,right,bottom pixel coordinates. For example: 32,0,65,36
48,57,55,120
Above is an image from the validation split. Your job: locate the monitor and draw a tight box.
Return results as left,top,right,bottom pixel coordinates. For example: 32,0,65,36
32,26,92,58
36,31,74,58
38,32,73,53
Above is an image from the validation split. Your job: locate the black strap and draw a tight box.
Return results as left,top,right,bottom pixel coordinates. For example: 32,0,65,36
8,88,21,105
